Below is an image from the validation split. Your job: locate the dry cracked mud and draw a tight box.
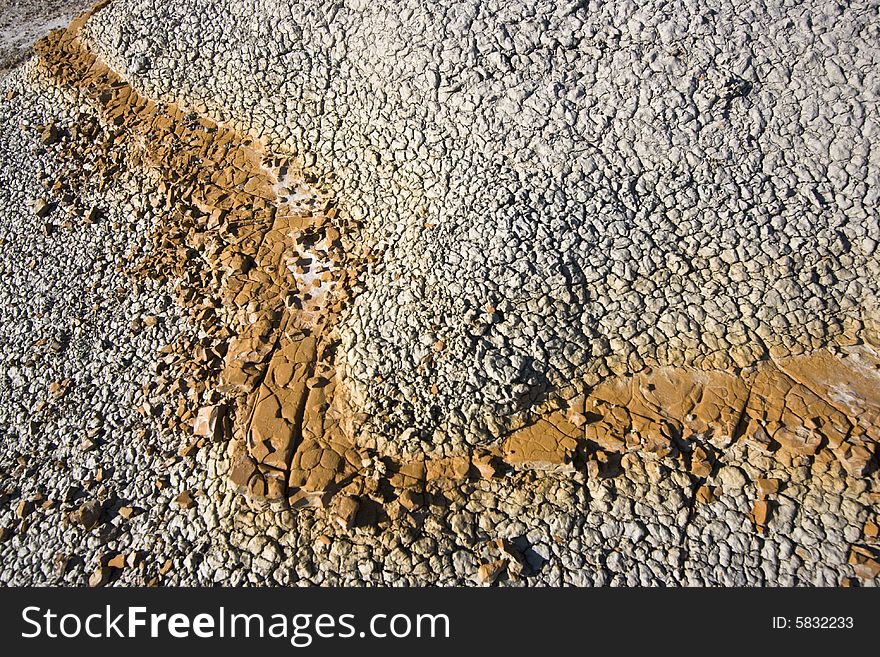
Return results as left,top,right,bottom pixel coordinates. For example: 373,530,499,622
0,0,878,586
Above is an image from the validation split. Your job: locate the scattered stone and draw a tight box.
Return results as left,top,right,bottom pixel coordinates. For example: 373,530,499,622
175,490,196,509
54,553,70,579
398,490,423,511
84,206,100,224
106,553,126,569
750,500,772,534
72,500,102,531
478,560,506,585
756,478,781,497
695,485,716,504
192,404,223,440
40,122,60,145
61,485,81,503
848,545,880,579
489,538,526,577
179,439,200,457
117,506,140,519
88,566,110,588
33,198,51,218
15,499,33,519
333,496,360,529
473,453,499,478
689,447,713,478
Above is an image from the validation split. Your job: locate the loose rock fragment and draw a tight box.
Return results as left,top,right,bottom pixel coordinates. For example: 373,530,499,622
175,490,196,509
106,553,126,569
40,122,60,145
478,560,506,586
695,485,716,505
848,546,880,579
33,198,51,217
193,404,224,440
756,479,781,497
15,499,32,519
88,566,110,588
72,500,102,531
333,496,360,529
750,500,772,534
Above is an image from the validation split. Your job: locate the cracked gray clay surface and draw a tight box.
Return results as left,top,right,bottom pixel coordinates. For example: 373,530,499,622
0,0,878,586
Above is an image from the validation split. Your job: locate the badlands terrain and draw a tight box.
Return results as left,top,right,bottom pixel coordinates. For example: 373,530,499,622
0,0,878,586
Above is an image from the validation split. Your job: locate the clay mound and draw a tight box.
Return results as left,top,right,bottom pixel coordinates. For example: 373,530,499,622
76,0,880,454
24,1,880,529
